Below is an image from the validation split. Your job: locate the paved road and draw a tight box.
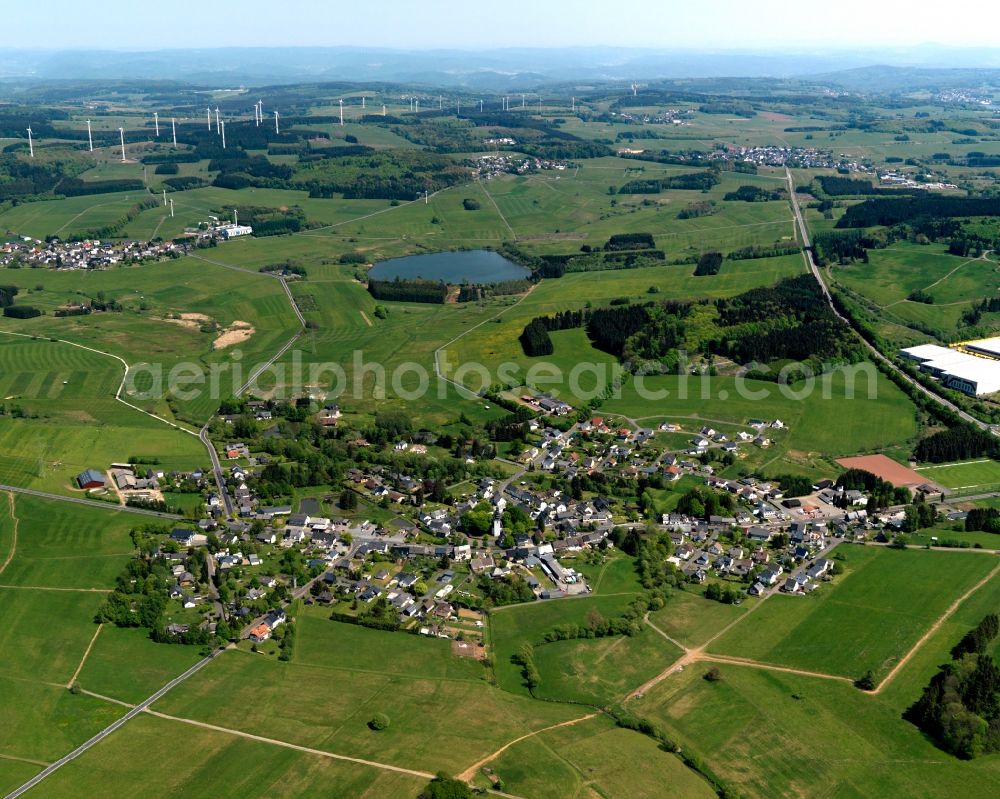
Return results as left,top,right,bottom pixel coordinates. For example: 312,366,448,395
784,168,994,434
0,484,181,520
199,425,233,516
3,649,220,799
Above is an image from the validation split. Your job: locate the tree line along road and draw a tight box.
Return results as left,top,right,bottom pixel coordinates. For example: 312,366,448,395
784,167,996,435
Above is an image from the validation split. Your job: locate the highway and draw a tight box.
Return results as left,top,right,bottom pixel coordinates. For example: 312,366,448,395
784,167,994,434
0,483,181,520
3,649,220,799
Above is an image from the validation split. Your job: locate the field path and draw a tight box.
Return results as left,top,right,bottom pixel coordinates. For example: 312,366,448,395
630,591,772,699
359,310,373,327
872,559,1000,694
433,284,536,398
0,584,110,592
67,623,103,688
478,179,517,241
700,653,854,684
295,186,454,237
0,753,50,768
0,492,17,576
4,650,220,799
180,254,308,515
0,330,199,440
53,197,137,237
149,212,169,241
144,709,437,779
455,712,597,782
0,483,179,520
643,613,689,651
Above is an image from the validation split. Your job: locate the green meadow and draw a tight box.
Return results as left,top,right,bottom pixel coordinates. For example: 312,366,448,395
635,659,1000,799
24,714,429,799
151,633,584,776
0,494,138,588
914,458,1000,490
481,714,716,799
601,368,919,474
490,593,647,696
0,336,205,493
708,545,998,682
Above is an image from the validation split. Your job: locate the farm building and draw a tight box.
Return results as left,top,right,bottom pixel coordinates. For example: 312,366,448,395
899,343,1000,396
218,224,253,239
76,469,107,489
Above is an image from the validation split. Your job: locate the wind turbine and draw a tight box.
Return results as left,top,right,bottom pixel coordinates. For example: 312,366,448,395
220,120,226,149
457,99,460,116
163,189,167,207
339,98,344,126
521,93,525,109
361,96,366,110
631,81,638,96
233,209,238,226
382,104,386,116
254,101,260,126
171,117,177,147
572,96,576,112
480,99,483,113
169,198,174,218
26,127,34,158
274,110,279,134
119,128,126,162
154,112,160,137
214,107,220,134
86,119,93,152
207,107,212,130
415,99,419,113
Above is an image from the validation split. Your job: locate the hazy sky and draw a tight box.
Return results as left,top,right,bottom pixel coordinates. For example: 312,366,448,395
8,0,1000,50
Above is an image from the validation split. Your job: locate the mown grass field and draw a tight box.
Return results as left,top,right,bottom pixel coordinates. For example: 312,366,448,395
0,494,138,588
708,545,998,682
445,254,807,394
569,553,644,595
0,587,107,686
24,713,429,799
0,336,205,492
601,367,918,472
0,190,151,240
647,588,754,650
635,659,1000,799
914,458,1000,490
490,593,646,696
152,613,584,776
0,257,303,423
531,628,682,705
0,759,41,797
481,714,717,799
831,243,1000,340
0,675,123,765
76,625,203,704
277,266,511,425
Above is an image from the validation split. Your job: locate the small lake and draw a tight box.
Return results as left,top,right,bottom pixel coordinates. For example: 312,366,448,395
369,250,530,284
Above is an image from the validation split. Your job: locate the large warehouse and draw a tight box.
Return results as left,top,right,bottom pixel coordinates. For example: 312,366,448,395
899,343,1000,396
